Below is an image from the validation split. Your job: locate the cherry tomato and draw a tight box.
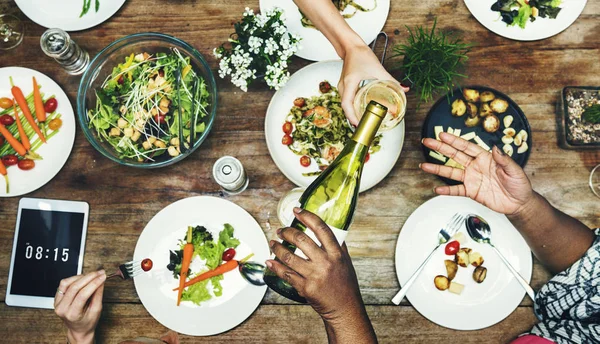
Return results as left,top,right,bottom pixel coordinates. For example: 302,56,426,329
154,114,166,124
319,81,332,93
222,248,236,261
0,97,13,109
293,97,306,107
0,136,4,146
282,121,293,135
365,153,371,163
44,98,58,113
17,159,35,171
141,258,153,272
0,114,15,126
282,134,293,146
444,240,460,255
1,154,18,166
300,155,311,167
117,75,124,85
48,118,63,131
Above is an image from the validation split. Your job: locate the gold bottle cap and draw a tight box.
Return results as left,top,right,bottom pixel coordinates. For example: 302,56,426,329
352,101,388,147
365,101,388,119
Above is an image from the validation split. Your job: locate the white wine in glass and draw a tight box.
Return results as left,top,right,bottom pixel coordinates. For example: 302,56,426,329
0,14,24,50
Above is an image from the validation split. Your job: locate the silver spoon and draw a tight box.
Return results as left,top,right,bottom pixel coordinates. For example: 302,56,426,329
465,215,536,301
239,261,266,286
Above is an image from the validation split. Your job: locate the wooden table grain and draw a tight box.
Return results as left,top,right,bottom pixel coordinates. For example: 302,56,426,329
0,0,598,342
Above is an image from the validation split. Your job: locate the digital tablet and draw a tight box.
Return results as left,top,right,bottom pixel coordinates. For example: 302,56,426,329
5,198,89,309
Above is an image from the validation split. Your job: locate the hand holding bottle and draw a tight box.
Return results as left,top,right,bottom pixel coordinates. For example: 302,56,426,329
266,208,376,343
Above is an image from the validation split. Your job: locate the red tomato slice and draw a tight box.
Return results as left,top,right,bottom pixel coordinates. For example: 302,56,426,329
222,248,236,261
282,134,293,146
445,240,460,255
282,121,293,135
300,155,311,167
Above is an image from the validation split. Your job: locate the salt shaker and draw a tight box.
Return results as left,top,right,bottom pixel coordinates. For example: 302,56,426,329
40,28,89,75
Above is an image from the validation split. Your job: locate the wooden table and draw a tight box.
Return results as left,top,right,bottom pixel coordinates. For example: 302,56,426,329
1,0,599,342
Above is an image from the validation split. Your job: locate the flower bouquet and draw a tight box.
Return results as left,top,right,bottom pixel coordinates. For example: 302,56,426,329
214,7,301,92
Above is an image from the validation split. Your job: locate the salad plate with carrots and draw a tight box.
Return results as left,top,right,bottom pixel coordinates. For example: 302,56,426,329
133,196,270,336
0,67,75,197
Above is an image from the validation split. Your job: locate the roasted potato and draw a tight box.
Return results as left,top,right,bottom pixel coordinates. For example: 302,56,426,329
480,91,495,102
455,250,470,267
503,115,514,128
466,102,478,117
468,251,484,267
479,103,493,117
459,247,472,254
490,98,509,113
463,88,480,103
450,232,467,245
483,114,501,133
501,135,514,145
503,144,514,156
503,128,516,137
434,275,450,291
465,114,480,127
451,99,467,117
445,260,458,281
518,141,529,154
473,266,487,283
448,281,465,295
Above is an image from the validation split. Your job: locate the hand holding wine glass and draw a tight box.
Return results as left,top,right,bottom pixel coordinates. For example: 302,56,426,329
421,132,534,216
266,208,376,344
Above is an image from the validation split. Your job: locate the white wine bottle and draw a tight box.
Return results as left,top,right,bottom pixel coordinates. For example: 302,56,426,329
264,101,388,303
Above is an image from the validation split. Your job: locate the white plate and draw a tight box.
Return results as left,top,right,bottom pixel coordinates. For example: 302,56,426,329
464,0,587,41
133,196,269,336
15,0,126,31
259,0,389,61
265,60,405,193
0,67,76,198
395,196,533,330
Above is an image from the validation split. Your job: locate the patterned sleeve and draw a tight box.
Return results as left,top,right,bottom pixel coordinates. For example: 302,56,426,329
529,229,600,344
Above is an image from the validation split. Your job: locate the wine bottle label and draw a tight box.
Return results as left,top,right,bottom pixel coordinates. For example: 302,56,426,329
295,225,348,260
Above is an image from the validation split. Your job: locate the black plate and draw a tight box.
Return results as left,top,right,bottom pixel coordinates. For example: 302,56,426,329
421,86,532,185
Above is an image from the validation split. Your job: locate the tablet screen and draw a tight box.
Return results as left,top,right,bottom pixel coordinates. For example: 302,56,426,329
10,209,85,298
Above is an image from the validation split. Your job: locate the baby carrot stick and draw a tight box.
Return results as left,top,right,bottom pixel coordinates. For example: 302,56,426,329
13,101,41,160
0,124,27,157
10,77,46,143
32,77,46,135
0,159,8,193
177,226,195,306
32,77,46,123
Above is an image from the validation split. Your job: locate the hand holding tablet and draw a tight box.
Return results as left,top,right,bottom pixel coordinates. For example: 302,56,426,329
6,198,89,309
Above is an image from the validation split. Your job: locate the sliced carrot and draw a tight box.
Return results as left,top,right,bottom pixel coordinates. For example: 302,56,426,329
177,226,195,306
173,260,238,291
0,124,27,156
32,77,46,123
14,100,30,150
10,77,46,143
172,253,253,291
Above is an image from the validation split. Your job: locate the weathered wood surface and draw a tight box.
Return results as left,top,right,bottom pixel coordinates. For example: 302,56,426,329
0,0,599,342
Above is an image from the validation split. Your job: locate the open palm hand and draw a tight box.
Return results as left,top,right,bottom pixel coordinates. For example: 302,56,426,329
421,132,533,215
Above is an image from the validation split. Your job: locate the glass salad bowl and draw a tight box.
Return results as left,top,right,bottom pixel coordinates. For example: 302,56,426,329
77,32,218,168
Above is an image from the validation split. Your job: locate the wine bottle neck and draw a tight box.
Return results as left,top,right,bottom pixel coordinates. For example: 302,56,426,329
351,102,387,146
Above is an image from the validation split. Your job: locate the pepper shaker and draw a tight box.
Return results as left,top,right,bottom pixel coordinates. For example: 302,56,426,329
40,28,89,75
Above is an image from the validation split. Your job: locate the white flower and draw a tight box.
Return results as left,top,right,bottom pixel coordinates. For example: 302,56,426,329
243,7,254,17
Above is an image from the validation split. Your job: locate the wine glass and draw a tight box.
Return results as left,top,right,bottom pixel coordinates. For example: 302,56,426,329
590,164,600,198
0,14,24,50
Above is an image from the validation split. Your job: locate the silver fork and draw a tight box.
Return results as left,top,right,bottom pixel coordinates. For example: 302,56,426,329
391,213,465,305
107,260,143,280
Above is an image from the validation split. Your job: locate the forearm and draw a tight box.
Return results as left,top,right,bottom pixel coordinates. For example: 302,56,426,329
509,192,595,273
67,330,94,344
323,306,377,344
292,0,365,58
